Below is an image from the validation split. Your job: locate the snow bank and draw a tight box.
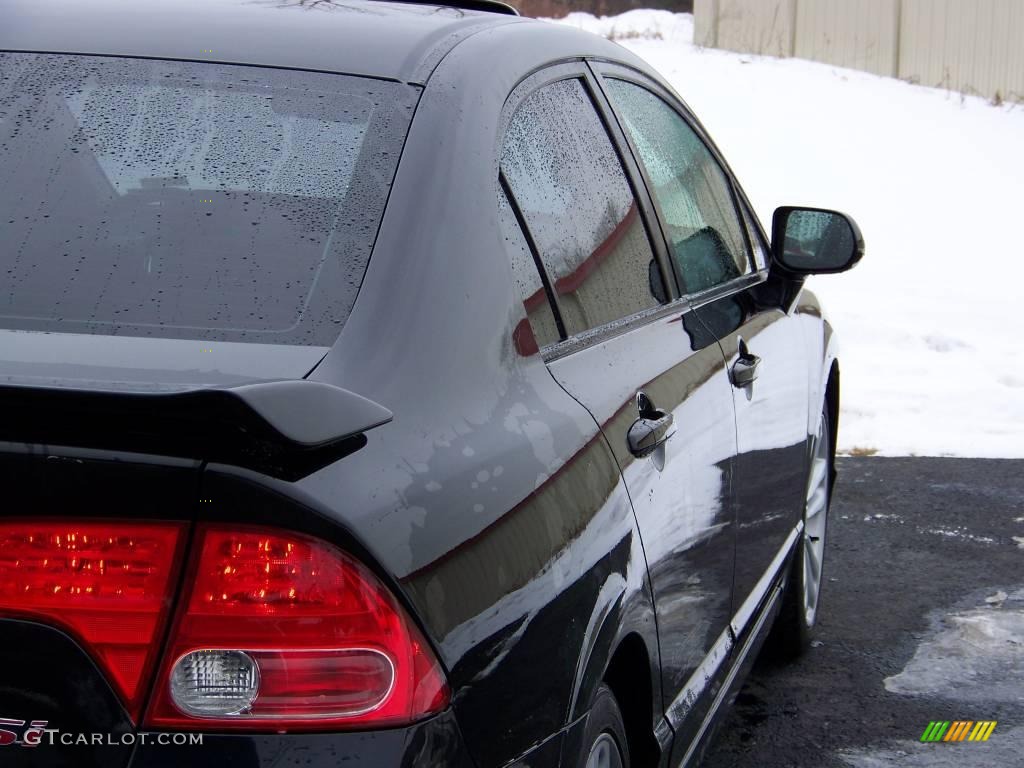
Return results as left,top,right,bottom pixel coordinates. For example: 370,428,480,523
551,9,692,43
543,12,1024,458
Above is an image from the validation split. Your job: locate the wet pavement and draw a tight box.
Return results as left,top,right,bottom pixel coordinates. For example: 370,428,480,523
701,457,1024,768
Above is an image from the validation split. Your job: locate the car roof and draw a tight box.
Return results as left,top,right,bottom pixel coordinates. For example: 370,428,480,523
0,0,525,84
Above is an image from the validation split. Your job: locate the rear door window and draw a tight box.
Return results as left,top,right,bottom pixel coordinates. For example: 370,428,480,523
500,77,661,338
0,53,417,345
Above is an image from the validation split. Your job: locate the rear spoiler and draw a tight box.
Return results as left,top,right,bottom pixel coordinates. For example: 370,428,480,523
0,380,392,481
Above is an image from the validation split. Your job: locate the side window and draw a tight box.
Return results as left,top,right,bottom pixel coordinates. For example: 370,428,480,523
603,78,750,295
498,187,561,352
500,77,661,337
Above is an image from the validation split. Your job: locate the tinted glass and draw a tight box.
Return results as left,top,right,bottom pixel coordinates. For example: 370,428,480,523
501,78,659,336
498,188,561,352
0,53,416,345
604,78,749,295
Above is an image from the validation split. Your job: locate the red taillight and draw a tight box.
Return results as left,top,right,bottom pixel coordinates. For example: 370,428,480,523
0,520,185,721
144,526,449,731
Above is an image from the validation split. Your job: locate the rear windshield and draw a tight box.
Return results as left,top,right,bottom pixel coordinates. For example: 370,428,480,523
0,53,417,345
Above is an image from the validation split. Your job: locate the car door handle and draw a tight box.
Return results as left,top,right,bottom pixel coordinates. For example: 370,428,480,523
627,410,674,458
731,350,761,388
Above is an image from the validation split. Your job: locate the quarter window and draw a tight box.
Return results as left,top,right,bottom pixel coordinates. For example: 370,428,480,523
499,188,560,353
604,78,750,295
500,77,660,337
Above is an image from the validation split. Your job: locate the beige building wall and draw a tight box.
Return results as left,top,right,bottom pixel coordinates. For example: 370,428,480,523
899,0,1024,102
695,0,795,58
693,0,716,47
695,0,1024,103
794,0,900,77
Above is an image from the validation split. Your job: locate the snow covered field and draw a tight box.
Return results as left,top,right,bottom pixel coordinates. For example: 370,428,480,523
548,11,1024,458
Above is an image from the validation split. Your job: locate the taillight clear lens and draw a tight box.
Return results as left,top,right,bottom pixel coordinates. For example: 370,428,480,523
0,520,185,721
145,526,449,731
170,650,260,716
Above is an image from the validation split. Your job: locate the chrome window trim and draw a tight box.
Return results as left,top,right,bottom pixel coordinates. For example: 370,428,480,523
540,297,691,363
684,269,768,313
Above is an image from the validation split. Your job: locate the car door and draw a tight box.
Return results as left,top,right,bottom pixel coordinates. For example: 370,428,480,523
594,66,811,643
497,63,740,755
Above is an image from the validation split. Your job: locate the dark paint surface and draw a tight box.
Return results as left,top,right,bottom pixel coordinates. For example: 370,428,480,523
0,331,328,390
0,622,135,768
0,5,845,768
0,0,517,85
125,709,476,768
691,289,811,619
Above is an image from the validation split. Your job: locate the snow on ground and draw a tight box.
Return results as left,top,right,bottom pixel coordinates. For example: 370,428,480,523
884,588,1024,704
546,11,1024,458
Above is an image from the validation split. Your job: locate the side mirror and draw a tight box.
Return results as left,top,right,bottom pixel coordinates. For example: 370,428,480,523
771,207,863,275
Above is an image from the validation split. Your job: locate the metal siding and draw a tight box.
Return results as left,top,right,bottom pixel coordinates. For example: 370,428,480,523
701,0,1024,102
714,0,795,58
899,0,1024,100
694,0,718,47
795,0,899,77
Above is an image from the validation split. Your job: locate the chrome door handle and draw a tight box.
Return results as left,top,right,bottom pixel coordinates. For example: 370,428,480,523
731,339,760,388
731,355,760,387
628,392,674,458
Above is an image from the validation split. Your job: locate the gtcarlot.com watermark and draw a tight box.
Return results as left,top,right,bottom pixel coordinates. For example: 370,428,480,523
1,719,202,748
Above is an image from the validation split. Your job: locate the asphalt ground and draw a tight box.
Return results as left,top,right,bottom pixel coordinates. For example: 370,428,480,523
701,457,1024,768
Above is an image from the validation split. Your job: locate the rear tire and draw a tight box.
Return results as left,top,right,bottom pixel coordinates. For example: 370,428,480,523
579,684,630,768
765,406,832,661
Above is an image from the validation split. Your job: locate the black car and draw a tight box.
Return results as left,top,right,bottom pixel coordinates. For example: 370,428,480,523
0,1,862,766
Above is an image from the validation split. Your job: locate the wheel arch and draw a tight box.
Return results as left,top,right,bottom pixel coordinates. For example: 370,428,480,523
569,602,664,768
824,358,840,495
602,632,662,768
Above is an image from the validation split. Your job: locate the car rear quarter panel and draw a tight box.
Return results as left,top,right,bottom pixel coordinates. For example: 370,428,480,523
294,23,663,768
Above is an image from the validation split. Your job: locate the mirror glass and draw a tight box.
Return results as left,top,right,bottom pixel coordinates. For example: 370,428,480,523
779,209,857,272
